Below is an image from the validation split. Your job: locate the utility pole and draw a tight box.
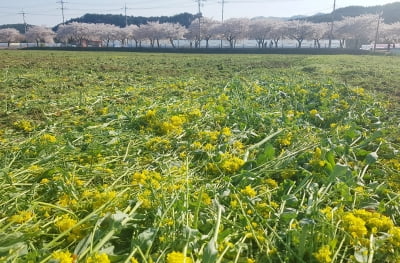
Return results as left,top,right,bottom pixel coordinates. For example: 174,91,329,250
220,0,224,48
195,0,205,48
57,0,67,25
373,12,383,52
328,0,336,48
221,0,224,23
124,3,128,27
18,9,28,34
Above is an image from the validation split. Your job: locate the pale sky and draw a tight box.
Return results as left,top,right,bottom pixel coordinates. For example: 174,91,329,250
0,0,397,27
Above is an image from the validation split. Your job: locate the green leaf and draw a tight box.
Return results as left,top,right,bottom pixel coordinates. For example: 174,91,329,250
202,238,218,263
365,152,378,165
132,228,157,252
0,232,28,257
329,164,352,183
256,143,275,165
354,247,368,263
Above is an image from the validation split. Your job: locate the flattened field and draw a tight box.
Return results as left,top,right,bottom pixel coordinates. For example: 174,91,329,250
0,51,399,263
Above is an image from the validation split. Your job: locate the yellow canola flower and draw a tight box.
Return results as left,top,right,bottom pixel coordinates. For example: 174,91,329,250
221,127,232,137
166,251,193,263
55,214,77,232
51,250,74,263
241,185,257,198
10,210,34,224
13,120,34,132
220,153,245,174
309,109,319,117
389,227,400,246
86,253,110,263
313,245,332,263
130,257,139,263
145,109,156,119
342,213,367,239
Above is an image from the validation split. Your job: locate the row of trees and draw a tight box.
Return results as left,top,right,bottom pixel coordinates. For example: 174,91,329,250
1,14,400,48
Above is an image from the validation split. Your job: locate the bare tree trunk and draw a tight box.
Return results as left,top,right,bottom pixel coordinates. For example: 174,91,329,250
169,38,175,48
274,39,279,48
296,38,303,48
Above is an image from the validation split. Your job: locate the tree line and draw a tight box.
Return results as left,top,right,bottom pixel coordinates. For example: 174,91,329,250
1,15,400,49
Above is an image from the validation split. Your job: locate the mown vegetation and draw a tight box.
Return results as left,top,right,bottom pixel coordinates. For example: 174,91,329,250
0,51,399,263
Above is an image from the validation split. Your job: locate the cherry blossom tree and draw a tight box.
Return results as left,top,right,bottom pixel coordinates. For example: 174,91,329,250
25,26,55,47
127,25,143,47
0,28,23,47
269,20,286,48
248,19,277,48
285,20,315,48
380,22,400,45
186,20,201,48
310,23,330,48
160,22,188,48
96,23,119,47
56,22,94,46
216,18,249,48
115,27,131,47
140,22,164,48
334,15,377,48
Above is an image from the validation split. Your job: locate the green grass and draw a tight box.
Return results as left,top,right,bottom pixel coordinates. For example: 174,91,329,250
0,50,399,263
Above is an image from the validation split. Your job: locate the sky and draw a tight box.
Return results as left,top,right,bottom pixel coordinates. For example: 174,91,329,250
0,0,397,27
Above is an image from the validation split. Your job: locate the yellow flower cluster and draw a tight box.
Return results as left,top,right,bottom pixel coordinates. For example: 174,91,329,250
132,169,162,189
342,212,368,239
286,110,303,121
352,209,394,233
161,115,186,134
352,87,365,96
57,194,78,208
92,191,117,209
54,214,83,241
146,136,171,152
264,178,278,188
198,130,220,142
389,227,400,246
86,253,110,263
220,153,245,174
342,209,394,239
51,250,74,263
190,141,216,152
55,214,77,232
278,132,292,147
97,107,109,115
313,245,332,263
9,210,34,224
188,108,202,118
309,109,319,117
138,189,153,209
309,147,328,168
166,251,193,263
13,120,34,132
241,185,257,198
145,109,157,119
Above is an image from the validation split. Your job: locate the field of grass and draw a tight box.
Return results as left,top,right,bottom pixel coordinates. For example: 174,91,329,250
0,50,399,263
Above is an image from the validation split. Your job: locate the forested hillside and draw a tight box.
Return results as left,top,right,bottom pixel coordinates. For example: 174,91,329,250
63,12,199,28
306,2,400,24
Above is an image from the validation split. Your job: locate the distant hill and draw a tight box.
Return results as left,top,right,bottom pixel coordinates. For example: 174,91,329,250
305,2,400,24
0,24,30,33
59,12,199,29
